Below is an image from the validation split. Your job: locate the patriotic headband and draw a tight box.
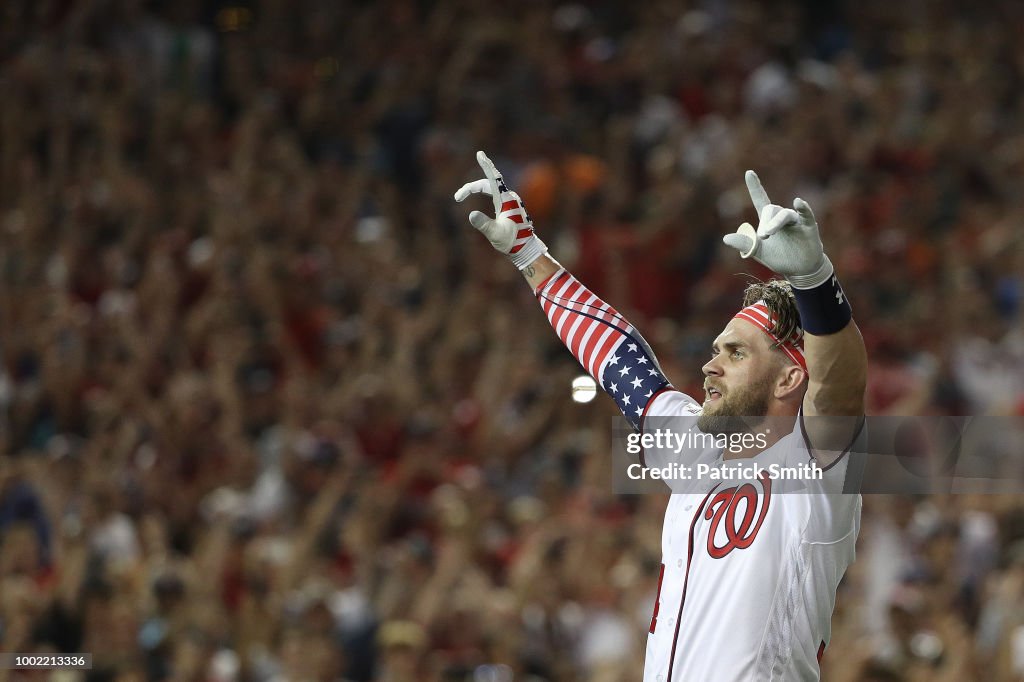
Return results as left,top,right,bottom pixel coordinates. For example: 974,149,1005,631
733,301,807,372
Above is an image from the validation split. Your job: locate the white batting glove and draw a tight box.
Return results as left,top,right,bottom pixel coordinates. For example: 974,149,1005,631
454,151,548,271
723,171,834,289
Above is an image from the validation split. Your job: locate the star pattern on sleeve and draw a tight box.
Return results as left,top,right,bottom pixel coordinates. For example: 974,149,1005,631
598,333,670,430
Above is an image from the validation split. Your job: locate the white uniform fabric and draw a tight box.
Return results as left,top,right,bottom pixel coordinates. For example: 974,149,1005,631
641,390,861,682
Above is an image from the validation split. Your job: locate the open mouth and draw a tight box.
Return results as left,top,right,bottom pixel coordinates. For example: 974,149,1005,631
705,387,723,402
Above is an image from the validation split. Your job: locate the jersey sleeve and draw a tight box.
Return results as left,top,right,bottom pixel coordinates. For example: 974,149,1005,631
535,268,671,430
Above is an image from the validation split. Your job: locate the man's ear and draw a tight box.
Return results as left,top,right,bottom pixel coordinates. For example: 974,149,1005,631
774,363,807,401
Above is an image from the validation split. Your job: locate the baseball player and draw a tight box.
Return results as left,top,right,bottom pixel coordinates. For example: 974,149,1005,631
455,151,866,681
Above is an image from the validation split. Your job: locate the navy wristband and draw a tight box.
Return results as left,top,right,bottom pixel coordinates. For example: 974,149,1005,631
793,274,852,335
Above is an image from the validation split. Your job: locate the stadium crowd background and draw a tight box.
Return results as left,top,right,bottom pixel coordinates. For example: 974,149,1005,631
2,0,1024,680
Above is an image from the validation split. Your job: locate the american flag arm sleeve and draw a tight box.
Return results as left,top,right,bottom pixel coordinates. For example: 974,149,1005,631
535,268,673,430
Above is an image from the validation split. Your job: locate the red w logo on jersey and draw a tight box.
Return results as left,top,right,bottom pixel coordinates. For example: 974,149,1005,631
704,471,772,559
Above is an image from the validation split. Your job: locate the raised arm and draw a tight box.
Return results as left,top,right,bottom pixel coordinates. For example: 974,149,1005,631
724,172,867,450
454,151,673,429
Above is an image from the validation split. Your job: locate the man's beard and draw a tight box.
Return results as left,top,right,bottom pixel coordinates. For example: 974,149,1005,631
697,379,772,435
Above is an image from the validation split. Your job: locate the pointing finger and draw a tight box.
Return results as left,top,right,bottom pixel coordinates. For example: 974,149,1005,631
745,170,771,214
477,150,500,181
476,150,504,212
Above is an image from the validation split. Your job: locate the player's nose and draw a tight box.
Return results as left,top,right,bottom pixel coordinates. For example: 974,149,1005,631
702,356,723,378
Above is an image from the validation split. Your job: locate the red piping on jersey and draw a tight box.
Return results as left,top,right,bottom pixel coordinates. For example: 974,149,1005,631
799,412,866,473
637,387,675,468
666,483,723,682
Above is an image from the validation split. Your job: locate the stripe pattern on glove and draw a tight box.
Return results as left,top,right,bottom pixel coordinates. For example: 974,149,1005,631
494,177,536,256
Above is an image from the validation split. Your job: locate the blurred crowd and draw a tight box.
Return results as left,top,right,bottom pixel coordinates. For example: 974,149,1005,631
2,0,1024,680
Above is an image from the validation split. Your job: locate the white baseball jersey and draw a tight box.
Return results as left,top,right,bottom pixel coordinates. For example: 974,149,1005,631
640,390,861,682
530,268,860,681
